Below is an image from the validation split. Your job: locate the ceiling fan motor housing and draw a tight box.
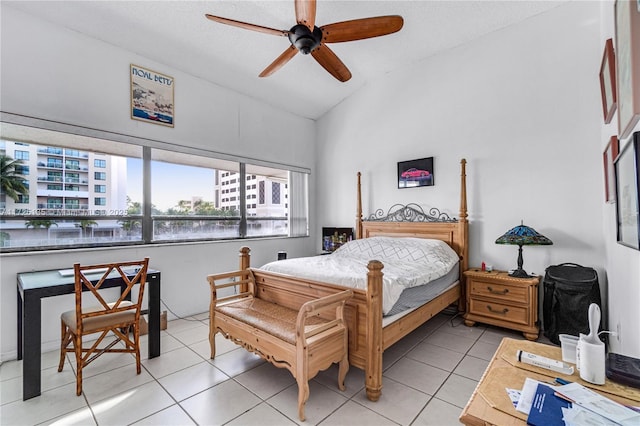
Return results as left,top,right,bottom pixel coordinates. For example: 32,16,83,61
288,24,322,54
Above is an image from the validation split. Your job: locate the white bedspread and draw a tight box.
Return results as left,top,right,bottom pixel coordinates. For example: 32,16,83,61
258,236,460,315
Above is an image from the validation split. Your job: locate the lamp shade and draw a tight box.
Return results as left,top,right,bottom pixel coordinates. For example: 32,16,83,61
495,222,552,278
495,223,553,246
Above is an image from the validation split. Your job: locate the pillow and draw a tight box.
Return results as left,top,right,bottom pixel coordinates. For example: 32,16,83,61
334,236,459,266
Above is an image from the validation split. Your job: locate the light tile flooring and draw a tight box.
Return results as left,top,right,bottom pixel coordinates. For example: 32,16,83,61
0,312,545,425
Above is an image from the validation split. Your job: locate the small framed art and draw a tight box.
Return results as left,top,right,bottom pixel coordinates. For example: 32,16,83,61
603,136,619,203
599,38,616,124
398,157,434,189
614,0,640,139
614,132,640,250
130,64,174,127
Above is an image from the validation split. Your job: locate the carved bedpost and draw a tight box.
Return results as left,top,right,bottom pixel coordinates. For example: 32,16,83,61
459,159,468,224
239,246,250,293
458,159,469,312
365,260,384,401
356,172,363,239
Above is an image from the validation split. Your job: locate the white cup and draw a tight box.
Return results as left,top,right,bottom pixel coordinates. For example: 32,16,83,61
576,336,605,385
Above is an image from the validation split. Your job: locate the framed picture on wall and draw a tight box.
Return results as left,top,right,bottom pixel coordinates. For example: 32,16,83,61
599,38,616,124
614,132,640,250
398,157,434,188
130,64,175,127
603,135,619,203
614,0,640,139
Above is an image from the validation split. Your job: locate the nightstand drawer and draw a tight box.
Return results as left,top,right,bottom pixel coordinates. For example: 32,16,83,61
468,298,529,325
469,280,528,303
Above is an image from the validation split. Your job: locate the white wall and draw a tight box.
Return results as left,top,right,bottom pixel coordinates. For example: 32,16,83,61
599,1,640,358
318,1,640,356
0,7,317,360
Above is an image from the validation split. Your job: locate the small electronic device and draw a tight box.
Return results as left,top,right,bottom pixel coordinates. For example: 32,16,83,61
606,352,640,389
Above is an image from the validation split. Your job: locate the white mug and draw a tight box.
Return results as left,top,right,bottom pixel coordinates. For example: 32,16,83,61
576,336,605,385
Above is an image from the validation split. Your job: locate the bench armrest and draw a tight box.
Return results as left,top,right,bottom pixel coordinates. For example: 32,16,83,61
297,289,353,342
207,269,255,305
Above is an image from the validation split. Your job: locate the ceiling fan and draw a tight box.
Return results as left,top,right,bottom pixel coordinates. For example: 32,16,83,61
205,0,403,82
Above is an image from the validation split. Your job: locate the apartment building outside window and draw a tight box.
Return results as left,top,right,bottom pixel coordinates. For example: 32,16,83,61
0,119,309,251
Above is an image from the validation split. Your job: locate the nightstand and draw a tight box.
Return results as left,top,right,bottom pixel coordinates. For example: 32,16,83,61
463,269,540,340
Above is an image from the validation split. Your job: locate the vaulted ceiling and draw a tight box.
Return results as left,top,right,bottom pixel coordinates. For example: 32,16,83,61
5,1,566,119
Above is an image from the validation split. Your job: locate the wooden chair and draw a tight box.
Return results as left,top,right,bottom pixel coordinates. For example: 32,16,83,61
57,258,149,395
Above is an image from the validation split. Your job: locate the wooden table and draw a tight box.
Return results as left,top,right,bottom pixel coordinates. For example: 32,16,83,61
459,338,640,425
17,268,161,400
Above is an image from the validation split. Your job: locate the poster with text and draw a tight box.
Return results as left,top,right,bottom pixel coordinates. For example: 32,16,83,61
130,64,174,127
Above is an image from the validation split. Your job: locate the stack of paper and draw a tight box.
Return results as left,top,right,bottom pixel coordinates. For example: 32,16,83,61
510,378,640,426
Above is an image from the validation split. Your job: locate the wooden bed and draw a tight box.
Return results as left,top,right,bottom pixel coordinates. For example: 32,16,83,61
236,159,469,401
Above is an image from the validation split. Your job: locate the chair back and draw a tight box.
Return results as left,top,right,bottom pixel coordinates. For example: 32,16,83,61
73,258,149,332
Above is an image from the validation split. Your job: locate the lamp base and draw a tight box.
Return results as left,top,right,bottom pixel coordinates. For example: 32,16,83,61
509,268,532,278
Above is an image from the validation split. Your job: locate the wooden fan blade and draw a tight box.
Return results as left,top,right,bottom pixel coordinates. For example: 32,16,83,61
311,45,352,82
205,14,288,37
295,0,316,30
259,46,298,77
321,15,404,43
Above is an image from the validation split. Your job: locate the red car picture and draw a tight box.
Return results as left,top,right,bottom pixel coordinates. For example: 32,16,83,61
398,157,434,188
400,168,431,179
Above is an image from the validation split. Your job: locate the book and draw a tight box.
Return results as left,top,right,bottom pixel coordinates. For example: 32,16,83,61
526,383,571,426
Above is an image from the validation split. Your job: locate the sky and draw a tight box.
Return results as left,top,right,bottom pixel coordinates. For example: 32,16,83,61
126,158,215,211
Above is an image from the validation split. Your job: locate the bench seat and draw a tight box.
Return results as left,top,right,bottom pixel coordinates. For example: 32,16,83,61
207,269,352,421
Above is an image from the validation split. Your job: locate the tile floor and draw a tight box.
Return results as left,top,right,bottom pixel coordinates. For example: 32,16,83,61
0,311,546,425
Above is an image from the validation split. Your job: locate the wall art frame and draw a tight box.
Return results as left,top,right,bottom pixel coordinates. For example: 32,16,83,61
130,64,174,127
614,131,640,250
398,157,434,189
599,38,617,124
614,0,640,139
604,135,620,203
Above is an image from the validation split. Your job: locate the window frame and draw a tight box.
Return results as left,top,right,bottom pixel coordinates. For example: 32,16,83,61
0,113,310,252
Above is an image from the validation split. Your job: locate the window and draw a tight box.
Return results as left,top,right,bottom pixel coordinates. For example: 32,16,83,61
15,165,29,175
65,159,80,170
66,172,80,183
0,119,308,251
47,171,62,182
47,158,63,169
15,150,29,160
259,181,265,204
272,182,281,204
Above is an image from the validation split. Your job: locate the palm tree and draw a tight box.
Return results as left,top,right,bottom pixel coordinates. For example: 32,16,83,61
75,219,98,238
0,155,28,201
25,219,58,229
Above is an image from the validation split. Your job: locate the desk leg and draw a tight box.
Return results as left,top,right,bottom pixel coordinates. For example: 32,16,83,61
147,273,161,358
17,291,23,361
22,292,42,400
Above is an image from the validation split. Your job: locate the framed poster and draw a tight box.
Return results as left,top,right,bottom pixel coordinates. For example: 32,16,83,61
599,38,617,124
130,64,174,127
603,136,619,203
614,0,640,139
614,132,640,250
398,157,434,188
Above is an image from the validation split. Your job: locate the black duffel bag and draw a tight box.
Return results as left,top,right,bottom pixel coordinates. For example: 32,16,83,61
542,263,601,345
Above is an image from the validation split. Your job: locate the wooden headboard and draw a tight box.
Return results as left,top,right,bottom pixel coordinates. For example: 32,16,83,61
355,159,469,309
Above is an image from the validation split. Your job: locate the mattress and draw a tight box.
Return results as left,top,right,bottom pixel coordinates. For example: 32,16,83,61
258,236,460,315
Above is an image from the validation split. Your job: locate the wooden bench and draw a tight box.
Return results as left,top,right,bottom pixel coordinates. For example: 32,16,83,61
207,268,352,421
